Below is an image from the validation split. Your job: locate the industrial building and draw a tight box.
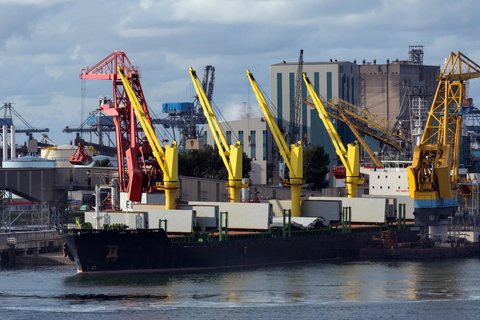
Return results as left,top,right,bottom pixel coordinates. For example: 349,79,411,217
358,46,439,123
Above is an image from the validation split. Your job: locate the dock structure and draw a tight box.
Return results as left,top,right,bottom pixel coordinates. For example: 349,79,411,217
0,230,70,266
0,166,116,231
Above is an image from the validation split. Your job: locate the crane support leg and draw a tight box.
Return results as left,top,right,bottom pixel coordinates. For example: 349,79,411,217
160,143,178,210
290,183,302,217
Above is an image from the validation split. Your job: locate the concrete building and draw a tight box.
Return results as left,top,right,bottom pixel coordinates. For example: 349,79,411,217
358,59,439,123
202,117,278,186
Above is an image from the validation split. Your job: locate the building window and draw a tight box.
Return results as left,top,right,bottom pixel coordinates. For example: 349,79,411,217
250,130,256,160
226,131,231,146
277,73,283,128
327,72,332,101
238,130,244,146
203,131,207,146
263,130,267,160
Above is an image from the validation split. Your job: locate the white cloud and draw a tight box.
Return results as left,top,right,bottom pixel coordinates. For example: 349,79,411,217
0,0,71,5
116,26,191,38
1,0,480,145
165,52,218,71
44,66,63,79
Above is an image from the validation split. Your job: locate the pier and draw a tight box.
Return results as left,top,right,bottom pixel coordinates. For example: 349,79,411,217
0,230,71,266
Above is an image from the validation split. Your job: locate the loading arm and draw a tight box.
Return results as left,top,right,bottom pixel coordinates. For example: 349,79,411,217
190,67,248,202
247,70,303,217
118,66,178,209
304,74,364,198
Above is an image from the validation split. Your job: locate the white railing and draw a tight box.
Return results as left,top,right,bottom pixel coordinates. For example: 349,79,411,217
0,230,58,242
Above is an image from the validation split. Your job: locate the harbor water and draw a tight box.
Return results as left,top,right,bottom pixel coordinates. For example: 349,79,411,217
1,258,480,319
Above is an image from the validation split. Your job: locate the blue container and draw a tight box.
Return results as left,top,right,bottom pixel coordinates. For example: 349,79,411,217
162,102,194,113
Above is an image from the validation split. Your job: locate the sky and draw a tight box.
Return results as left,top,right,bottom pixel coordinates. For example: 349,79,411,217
1,0,480,146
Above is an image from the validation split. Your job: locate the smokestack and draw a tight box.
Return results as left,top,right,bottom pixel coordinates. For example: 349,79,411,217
3,125,7,162
10,125,15,159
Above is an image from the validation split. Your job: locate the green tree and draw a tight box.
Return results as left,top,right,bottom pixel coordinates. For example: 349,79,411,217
179,145,251,180
92,158,112,167
303,144,330,190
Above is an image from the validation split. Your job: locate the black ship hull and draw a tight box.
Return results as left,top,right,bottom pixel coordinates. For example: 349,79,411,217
59,228,382,275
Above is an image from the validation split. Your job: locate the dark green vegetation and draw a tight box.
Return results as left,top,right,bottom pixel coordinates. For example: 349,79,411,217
303,144,330,190
178,145,251,179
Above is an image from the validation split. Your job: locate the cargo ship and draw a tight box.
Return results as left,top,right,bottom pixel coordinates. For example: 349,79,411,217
59,224,401,275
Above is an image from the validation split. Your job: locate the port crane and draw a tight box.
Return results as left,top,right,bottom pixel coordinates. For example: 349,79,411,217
80,51,168,203
304,74,364,198
247,70,303,217
407,52,480,226
118,66,178,209
190,67,247,202
0,102,49,138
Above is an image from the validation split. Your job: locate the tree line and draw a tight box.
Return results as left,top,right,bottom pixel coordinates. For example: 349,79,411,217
179,144,329,191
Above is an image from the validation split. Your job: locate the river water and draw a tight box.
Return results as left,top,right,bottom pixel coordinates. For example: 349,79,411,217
1,258,480,319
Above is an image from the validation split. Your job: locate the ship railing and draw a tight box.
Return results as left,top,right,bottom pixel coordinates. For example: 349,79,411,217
0,230,58,243
168,224,393,243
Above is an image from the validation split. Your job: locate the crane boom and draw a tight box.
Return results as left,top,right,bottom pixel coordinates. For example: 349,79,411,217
190,67,247,202
118,66,178,209
304,74,364,198
291,49,304,143
407,52,480,226
247,70,303,217
303,96,408,151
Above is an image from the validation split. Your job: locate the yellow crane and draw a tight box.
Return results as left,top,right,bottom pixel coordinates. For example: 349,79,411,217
118,66,178,209
407,52,480,226
190,67,248,202
304,74,364,198
247,70,304,217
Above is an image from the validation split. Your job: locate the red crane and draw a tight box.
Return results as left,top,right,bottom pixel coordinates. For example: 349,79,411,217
80,51,161,202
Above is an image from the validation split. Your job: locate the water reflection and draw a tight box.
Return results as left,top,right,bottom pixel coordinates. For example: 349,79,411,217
17,258,479,308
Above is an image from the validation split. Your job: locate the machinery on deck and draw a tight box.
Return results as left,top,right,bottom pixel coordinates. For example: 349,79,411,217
247,70,303,217
407,52,480,227
304,74,364,198
80,51,166,203
190,67,247,202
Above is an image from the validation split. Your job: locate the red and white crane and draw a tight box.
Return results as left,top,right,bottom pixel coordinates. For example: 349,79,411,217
80,51,162,202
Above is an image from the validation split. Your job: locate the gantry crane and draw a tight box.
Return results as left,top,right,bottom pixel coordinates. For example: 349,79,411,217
304,74,364,198
247,70,304,217
80,51,165,203
190,67,248,202
407,52,480,226
118,66,178,209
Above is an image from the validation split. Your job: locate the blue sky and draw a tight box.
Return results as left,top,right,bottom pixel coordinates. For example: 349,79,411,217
1,0,480,145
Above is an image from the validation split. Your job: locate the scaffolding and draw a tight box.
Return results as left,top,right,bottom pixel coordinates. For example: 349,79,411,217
409,45,424,65
0,189,12,232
